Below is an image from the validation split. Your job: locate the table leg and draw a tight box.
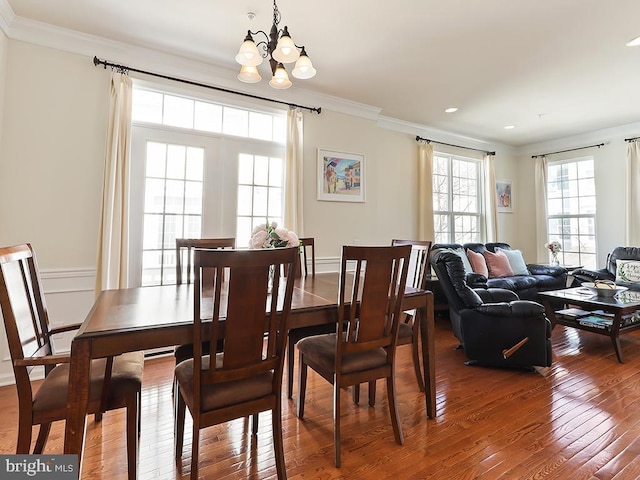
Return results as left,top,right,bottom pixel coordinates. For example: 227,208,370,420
419,292,436,418
64,337,91,475
611,314,625,363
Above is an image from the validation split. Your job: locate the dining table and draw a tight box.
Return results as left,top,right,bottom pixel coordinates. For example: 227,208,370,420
63,272,435,473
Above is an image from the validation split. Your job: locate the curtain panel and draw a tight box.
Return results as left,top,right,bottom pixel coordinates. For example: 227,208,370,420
483,153,498,242
627,140,640,245
418,143,435,241
95,73,132,296
534,156,549,262
284,107,304,236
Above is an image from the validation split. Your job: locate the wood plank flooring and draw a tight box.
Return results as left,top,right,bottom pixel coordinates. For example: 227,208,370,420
3,317,640,479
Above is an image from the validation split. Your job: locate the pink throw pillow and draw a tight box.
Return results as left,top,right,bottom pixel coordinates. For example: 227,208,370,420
483,250,515,278
467,249,489,277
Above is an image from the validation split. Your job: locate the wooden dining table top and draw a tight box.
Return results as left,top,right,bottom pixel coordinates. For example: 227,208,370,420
63,271,435,473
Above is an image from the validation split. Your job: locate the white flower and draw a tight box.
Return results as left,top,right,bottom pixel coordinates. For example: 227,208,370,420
287,231,299,247
249,230,269,249
545,240,562,254
275,227,289,241
252,223,267,235
249,220,300,249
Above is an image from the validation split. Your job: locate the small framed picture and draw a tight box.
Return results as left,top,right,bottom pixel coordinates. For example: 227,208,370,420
317,148,365,202
496,179,513,213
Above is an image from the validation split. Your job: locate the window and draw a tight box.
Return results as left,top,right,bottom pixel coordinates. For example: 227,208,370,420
130,86,286,286
546,157,597,268
433,153,482,244
236,154,284,248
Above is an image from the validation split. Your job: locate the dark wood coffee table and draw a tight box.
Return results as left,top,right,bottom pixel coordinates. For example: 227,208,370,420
538,287,640,363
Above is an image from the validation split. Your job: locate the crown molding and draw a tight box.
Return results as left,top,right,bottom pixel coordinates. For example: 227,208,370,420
0,0,14,34
0,4,501,145
378,115,517,156
518,120,640,158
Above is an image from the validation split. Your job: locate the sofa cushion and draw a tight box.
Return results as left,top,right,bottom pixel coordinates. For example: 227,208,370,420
483,250,514,278
467,249,488,277
495,247,530,276
616,259,640,283
487,275,538,292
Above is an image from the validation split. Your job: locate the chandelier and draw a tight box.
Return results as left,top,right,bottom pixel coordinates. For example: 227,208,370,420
235,0,316,89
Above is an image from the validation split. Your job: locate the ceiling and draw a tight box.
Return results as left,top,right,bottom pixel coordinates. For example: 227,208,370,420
5,0,640,147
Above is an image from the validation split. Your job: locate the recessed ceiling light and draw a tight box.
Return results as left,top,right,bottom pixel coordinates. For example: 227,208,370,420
504,125,516,130
626,36,640,47
444,107,458,113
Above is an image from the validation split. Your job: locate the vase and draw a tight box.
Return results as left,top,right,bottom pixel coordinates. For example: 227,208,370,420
551,253,559,266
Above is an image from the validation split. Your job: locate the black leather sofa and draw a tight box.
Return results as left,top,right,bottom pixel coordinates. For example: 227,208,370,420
431,242,567,301
571,246,640,288
431,250,552,368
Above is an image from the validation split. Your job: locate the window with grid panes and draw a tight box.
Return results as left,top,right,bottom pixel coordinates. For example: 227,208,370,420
130,86,286,286
432,153,482,244
546,157,597,269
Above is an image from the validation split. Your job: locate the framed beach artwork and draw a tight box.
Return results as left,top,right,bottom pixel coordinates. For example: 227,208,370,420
317,148,365,202
496,179,513,213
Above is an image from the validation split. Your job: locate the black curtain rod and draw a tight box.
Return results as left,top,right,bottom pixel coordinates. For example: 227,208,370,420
93,56,321,114
531,143,604,158
415,135,495,156
625,137,640,142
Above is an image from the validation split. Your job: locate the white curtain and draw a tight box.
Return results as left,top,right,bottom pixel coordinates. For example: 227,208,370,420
627,140,640,245
417,142,435,241
534,156,549,262
284,107,304,236
483,153,498,242
95,72,133,296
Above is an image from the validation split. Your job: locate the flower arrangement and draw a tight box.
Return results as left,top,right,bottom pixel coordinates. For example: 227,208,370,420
249,221,299,249
545,240,562,254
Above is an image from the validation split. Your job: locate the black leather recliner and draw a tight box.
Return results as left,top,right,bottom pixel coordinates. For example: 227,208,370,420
431,250,552,368
571,247,640,287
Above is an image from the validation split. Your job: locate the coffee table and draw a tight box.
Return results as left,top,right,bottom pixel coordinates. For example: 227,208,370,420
538,287,640,362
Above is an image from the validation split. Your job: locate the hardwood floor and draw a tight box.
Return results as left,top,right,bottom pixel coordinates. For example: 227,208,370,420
3,317,640,479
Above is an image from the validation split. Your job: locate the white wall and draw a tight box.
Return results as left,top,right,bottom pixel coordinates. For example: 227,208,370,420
0,40,109,267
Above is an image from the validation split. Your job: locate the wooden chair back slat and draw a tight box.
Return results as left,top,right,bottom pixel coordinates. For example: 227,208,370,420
176,238,235,285
391,239,432,290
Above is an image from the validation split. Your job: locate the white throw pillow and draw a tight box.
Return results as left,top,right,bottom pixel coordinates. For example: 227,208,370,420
615,260,640,283
450,247,474,274
495,247,529,276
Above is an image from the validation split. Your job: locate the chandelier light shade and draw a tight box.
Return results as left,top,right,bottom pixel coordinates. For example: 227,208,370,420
269,63,292,89
292,47,316,80
235,0,316,89
237,65,262,83
235,33,263,67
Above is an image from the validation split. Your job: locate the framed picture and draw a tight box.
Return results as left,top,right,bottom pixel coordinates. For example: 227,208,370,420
317,148,365,202
496,179,513,213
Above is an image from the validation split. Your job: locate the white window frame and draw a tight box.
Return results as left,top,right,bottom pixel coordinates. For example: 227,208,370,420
129,84,286,287
432,152,483,244
546,156,597,268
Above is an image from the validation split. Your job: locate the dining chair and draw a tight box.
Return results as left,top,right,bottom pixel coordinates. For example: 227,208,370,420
0,243,143,480
391,239,432,392
296,244,411,467
353,239,431,405
174,246,298,480
173,237,235,371
286,237,336,398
